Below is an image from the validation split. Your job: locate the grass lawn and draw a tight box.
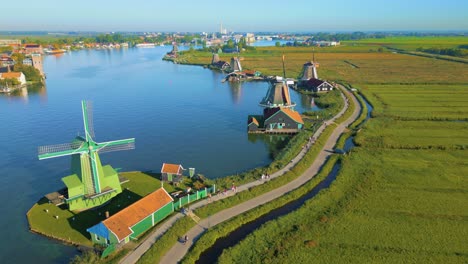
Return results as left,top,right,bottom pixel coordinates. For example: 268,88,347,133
359,84,468,120
218,149,468,264
355,118,468,149
27,171,182,246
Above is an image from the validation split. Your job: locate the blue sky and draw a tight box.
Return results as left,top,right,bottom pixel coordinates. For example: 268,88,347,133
1,0,467,32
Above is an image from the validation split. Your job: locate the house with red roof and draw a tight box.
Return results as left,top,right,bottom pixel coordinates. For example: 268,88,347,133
247,107,304,133
23,44,43,55
161,163,184,183
87,188,174,245
0,72,26,85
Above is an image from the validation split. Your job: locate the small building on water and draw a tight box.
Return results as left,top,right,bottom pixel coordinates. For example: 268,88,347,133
165,44,179,58
248,77,304,134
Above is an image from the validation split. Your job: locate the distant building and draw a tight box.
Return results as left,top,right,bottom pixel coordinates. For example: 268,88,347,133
313,41,340,47
0,39,21,46
301,61,319,81
245,33,255,43
161,163,184,184
23,54,44,75
212,60,230,71
23,44,43,55
243,70,261,77
0,72,26,85
165,44,178,58
299,57,334,93
211,53,220,64
305,78,334,92
0,55,15,67
230,57,242,72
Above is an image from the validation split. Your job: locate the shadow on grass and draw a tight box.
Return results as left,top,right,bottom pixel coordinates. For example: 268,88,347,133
67,189,143,240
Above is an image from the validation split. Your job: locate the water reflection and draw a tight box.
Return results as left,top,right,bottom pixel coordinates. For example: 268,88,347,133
1,82,47,102
248,133,291,159
228,81,242,104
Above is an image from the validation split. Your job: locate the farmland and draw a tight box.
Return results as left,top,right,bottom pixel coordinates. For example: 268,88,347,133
177,38,468,263
358,84,468,120
218,149,468,264
178,45,468,84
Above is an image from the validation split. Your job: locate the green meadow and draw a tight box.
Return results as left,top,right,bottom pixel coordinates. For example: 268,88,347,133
218,149,468,264
185,38,468,263
359,84,468,120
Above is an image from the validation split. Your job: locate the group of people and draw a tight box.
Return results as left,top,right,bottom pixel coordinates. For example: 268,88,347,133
261,173,270,180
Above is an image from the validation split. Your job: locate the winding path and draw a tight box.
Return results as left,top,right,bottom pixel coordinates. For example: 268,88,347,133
120,86,360,264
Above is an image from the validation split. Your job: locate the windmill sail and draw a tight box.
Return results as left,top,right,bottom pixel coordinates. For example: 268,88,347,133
38,140,85,160
37,100,135,210
97,139,135,154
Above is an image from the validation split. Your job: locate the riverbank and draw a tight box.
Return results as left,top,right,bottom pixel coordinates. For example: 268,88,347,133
26,171,196,247
153,85,360,264
117,85,356,263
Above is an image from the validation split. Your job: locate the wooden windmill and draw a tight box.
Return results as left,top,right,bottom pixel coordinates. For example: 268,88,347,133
38,101,135,211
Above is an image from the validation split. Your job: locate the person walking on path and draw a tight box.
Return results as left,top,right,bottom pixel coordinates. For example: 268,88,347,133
183,235,188,245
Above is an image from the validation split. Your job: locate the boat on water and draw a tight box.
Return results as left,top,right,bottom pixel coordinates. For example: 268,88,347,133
135,43,156,48
44,49,67,55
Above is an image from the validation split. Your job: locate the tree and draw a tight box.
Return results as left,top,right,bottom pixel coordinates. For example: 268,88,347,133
11,53,25,65
275,41,281,47
226,39,235,49
14,64,42,82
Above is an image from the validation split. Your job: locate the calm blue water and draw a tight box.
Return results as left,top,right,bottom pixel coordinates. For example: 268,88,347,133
0,46,317,263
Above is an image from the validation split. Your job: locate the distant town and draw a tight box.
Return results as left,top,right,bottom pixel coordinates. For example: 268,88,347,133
2,26,465,94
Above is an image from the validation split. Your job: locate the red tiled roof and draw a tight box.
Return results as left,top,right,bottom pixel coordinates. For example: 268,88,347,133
103,188,173,241
24,44,41,48
264,107,304,124
161,163,183,174
1,72,22,79
249,117,259,126
281,108,304,124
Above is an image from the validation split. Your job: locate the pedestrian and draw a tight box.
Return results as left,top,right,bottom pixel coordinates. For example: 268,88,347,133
184,235,188,245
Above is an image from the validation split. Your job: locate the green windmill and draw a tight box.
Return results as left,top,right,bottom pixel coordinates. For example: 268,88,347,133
38,100,135,211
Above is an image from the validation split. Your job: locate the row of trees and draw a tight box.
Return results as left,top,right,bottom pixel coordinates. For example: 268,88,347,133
416,47,467,57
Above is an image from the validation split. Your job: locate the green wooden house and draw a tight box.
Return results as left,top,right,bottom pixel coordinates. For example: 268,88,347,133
161,163,184,183
87,188,174,246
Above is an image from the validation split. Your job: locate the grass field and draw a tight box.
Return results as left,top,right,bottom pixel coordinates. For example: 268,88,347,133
355,118,468,149
193,41,468,263
359,84,468,120
218,149,468,263
178,44,468,84
348,36,468,51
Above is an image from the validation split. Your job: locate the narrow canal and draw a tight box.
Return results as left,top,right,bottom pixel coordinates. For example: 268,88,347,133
195,93,373,264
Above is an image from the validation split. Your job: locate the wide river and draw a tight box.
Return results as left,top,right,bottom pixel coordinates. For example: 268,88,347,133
0,46,317,263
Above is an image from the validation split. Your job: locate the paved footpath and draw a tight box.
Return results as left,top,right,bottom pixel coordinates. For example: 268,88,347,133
120,86,360,264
